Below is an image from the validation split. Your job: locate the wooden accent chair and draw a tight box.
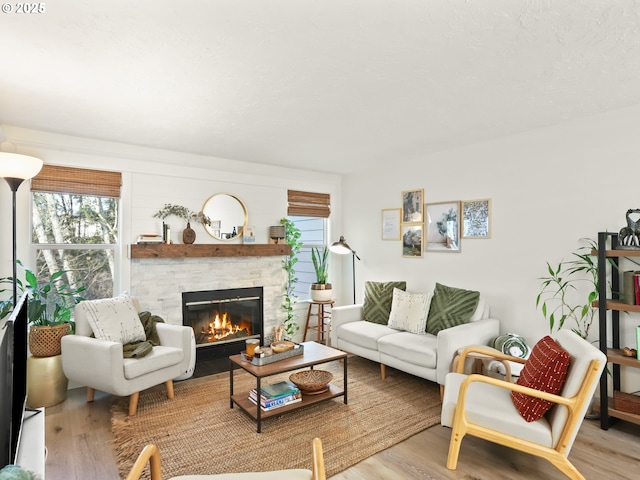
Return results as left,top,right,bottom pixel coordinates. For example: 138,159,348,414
441,329,606,480
126,437,326,480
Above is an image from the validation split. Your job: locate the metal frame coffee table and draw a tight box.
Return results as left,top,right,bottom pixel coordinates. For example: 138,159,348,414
229,341,348,432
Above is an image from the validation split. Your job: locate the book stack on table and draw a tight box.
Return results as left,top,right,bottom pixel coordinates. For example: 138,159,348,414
249,380,302,411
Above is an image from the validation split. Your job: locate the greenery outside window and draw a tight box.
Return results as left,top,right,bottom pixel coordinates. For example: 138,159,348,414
31,166,121,301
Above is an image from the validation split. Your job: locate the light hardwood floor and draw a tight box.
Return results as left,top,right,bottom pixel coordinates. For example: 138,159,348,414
44,382,640,480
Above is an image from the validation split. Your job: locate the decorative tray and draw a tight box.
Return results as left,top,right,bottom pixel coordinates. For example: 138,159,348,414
241,343,304,366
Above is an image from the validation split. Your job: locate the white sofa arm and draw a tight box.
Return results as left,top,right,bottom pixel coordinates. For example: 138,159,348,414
435,318,500,385
156,323,195,379
330,304,363,347
61,335,125,391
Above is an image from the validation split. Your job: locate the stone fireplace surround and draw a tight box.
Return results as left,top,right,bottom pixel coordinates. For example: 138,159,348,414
130,255,286,350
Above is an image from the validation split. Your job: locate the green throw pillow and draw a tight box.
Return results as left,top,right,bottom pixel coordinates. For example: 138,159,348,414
426,282,480,335
362,281,407,324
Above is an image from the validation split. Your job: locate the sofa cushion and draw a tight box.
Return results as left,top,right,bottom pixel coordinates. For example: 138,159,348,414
123,345,184,380
426,283,480,335
511,336,570,422
76,293,146,344
387,288,432,334
378,331,438,369
337,321,398,351
362,281,407,324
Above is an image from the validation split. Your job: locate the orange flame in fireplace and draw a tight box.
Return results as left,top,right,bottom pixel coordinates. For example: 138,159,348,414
200,312,251,342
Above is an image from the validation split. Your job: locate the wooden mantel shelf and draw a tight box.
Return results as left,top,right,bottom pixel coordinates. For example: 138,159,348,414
130,243,291,259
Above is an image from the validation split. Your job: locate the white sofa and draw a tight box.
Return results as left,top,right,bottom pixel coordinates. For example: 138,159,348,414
330,297,499,388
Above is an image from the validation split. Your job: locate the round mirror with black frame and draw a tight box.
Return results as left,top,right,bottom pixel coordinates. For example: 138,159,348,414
202,193,248,241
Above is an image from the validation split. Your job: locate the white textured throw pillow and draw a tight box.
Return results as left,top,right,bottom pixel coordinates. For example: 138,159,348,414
78,293,146,344
387,288,432,334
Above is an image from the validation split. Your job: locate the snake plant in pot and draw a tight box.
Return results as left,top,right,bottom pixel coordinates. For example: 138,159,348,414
310,246,332,302
0,261,86,357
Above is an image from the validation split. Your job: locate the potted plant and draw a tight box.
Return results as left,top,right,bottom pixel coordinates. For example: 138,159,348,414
536,238,609,340
0,261,86,357
310,246,332,302
153,203,211,244
280,218,303,338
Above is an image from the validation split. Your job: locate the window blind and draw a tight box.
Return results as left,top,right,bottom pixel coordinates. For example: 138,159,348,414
32,165,122,198
287,190,330,218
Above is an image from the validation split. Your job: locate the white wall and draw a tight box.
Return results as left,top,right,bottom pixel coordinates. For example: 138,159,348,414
339,104,640,354
0,125,344,332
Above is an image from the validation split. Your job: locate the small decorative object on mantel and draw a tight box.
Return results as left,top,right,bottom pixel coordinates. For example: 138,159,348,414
618,208,640,249
269,225,286,244
153,203,211,245
243,226,255,243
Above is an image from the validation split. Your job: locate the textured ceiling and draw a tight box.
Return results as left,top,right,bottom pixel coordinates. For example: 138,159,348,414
1,1,640,174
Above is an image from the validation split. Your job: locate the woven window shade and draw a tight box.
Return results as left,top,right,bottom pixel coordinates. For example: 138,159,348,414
32,165,122,198
287,190,330,218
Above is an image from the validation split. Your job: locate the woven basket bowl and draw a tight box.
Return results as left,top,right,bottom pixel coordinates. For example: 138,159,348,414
29,323,72,357
289,370,333,392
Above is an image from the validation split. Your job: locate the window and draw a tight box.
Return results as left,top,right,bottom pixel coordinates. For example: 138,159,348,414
31,166,121,300
287,190,330,300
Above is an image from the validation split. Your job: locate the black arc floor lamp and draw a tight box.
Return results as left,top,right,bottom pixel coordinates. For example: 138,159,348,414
0,147,44,307
329,235,361,304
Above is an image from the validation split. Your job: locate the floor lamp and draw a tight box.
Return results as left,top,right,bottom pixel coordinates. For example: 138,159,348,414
0,148,44,307
329,235,361,304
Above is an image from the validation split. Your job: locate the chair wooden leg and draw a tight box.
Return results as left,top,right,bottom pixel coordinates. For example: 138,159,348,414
129,392,140,416
548,456,585,480
380,363,386,379
440,384,444,401
87,387,95,403
446,427,464,470
165,380,174,399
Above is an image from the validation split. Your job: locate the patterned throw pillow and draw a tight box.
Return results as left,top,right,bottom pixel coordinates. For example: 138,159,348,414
77,293,146,344
387,288,432,334
511,336,570,422
362,281,407,324
425,283,480,335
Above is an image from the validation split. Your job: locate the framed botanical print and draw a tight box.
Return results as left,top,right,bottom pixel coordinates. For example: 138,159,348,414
402,224,423,258
382,208,401,240
402,189,424,223
462,198,491,239
425,201,461,252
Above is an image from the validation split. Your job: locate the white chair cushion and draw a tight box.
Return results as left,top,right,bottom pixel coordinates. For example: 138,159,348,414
170,470,312,480
387,288,432,334
441,373,553,448
123,346,184,380
76,293,146,344
378,331,437,369
337,321,398,351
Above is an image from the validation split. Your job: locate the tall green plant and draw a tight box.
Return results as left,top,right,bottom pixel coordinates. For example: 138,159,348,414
280,218,303,337
311,247,329,284
536,238,612,339
0,260,86,332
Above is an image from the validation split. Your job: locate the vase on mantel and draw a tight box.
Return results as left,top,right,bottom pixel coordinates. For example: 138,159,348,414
183,222,196,244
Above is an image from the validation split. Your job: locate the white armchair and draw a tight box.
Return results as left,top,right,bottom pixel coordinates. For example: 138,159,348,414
61,295,195,415
441,329,606,480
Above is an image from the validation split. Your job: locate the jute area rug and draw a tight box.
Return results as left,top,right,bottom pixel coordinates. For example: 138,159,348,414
111,356,442,479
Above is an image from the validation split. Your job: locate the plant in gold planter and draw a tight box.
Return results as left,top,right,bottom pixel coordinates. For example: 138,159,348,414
0,261,86,356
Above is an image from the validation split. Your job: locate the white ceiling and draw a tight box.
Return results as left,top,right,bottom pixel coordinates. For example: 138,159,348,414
1,1,640,175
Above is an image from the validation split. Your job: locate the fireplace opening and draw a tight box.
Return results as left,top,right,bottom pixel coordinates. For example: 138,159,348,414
182,287,263,363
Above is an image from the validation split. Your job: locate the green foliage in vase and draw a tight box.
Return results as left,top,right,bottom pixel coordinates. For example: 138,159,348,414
153,204,211,225
0,260,86,332
311,246,329,284
280,218,303,337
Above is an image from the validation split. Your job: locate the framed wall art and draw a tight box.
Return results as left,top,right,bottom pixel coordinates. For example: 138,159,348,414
462,198,491,239
382,208,401,240
402,224,423,258
402,189,424,223
425,201,461,252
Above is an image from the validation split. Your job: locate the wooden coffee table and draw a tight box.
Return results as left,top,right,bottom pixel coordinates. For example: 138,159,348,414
229,341,348,432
